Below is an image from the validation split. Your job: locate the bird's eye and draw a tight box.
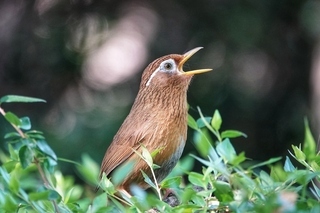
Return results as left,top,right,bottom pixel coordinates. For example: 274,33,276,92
159,59,176,73
164,62,173,70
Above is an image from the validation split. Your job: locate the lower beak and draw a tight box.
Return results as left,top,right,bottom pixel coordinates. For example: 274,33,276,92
178,47,212,75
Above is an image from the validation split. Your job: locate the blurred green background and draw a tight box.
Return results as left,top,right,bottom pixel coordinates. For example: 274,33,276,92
1,0,319,174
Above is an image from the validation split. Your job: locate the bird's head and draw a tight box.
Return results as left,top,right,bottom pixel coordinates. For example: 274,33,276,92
140,47,212,90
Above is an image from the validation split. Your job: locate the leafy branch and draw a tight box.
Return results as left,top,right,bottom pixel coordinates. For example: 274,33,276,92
0,95,60,213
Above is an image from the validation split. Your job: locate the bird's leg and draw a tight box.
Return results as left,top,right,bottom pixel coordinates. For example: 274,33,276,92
162,188,180,207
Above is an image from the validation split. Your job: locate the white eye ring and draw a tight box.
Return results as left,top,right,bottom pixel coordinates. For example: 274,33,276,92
146,59,177,87
160,59,176,72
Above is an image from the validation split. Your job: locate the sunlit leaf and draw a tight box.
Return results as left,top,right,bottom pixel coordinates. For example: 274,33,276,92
0,95,46,104
270,164,288,182
187,114,198,130
141,146,153,167
231,152,246,166
211,110,222,131
4,112,21,127
291,145,306,161
221,130,247,139
99,173,116,194
193,129,213,158
303,118,316,161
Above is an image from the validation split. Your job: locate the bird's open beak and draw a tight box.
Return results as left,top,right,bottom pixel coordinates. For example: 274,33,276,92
178,47,212,75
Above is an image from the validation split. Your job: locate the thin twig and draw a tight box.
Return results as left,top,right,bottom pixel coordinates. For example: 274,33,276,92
0,107,25,138
34,158,60,212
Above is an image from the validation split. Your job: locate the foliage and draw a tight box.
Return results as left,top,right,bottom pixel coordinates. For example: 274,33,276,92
1,95,320,212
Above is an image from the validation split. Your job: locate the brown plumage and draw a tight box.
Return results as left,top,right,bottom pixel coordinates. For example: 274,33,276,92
99,47,211,196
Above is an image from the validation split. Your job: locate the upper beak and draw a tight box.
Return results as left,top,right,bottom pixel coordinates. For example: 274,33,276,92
178,47,212,75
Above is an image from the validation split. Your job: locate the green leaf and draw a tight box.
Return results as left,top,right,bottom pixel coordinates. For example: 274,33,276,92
216,139,236,163
303,118,316,160
9,171,20,194
2,194,17,212
36,140,57,162
8,144,19,161
221,130,247,139
0,95,46,104
29,190,61,201
141,170,156,189
43,158,57,174
188,172,207,188
197,117,211,129
187,114,198,130
19,145,33,169
112,160,135,186
270,164,288,182
213,180,233,202
166,155,194,178
76,154,100,185
231,152,246,166
141,146,153,167
90,193,109,212
193,129,213,158
4,132,21,140
4,112,21,127
99,173,116,194
249,157,282,170
291,145,306,161
211,110,222,130
287,169,318,185
20,117,31,130
2,161,18,173
25,130,45,140
161,176,182,189
284,156,295,172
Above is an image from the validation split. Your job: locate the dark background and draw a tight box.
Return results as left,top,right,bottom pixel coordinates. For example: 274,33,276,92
1,0,319,174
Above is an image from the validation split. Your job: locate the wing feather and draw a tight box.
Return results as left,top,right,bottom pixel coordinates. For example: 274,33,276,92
99,125,148,178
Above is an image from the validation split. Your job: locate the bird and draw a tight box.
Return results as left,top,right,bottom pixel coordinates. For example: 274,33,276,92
99,47,212,198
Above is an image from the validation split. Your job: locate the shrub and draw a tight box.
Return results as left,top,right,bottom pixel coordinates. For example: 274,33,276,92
0,95,319,212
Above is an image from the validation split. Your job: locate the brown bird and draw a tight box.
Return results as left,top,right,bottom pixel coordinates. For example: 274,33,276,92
99,47,211,197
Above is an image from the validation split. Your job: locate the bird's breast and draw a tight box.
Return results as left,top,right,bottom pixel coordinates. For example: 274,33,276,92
153,135,186,183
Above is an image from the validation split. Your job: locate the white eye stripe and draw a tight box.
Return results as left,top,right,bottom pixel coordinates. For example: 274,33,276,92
146,59,177,87
146,67,160,87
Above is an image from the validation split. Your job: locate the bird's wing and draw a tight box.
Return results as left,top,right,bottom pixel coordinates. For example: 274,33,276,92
99,130,146,178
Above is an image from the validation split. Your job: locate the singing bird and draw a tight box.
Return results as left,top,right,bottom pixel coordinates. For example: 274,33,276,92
99,47,211,197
